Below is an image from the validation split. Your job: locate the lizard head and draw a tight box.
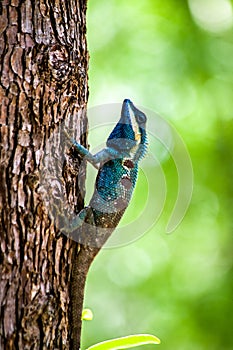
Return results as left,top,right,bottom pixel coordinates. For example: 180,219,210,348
107,99,147,157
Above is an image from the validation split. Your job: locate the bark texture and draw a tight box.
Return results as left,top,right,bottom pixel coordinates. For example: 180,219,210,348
0,0,89,348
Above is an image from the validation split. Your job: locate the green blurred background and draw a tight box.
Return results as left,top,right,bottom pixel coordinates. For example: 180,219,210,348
82,1,233,349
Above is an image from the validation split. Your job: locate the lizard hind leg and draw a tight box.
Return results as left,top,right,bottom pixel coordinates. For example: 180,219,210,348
63,207,89,242
54,207,87,242
63,206,97,246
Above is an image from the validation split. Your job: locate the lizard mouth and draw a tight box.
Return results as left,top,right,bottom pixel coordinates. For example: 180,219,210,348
122,99,141,140
121,99,132,121
121,99,136,126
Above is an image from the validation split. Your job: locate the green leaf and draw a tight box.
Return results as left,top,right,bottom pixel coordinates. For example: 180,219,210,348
86,334,161,350
82,308,93,321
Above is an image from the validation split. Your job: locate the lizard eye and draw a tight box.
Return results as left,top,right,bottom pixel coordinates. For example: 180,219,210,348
136,112,146,124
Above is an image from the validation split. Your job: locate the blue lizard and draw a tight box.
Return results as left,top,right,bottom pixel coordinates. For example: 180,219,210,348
66,99,148,350
62,99,148,247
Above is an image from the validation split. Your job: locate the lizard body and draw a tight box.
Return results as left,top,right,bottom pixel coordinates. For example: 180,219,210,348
65,99,147,247
66,99,148,349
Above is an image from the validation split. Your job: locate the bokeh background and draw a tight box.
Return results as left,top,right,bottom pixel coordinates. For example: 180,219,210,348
81,1,233,349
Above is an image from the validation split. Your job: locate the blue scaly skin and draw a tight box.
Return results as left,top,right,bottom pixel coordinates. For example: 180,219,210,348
63,99,148,247
66,99,148,350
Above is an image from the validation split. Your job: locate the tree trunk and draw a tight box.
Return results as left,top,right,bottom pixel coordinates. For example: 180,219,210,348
0,0,89,349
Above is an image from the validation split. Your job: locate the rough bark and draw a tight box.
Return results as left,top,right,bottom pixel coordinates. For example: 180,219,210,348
0,0,89,349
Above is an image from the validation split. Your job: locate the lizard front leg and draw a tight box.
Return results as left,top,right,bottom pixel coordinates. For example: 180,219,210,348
72,139,122,167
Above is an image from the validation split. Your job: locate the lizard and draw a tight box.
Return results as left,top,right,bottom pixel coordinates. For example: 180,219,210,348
59,99,148,349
